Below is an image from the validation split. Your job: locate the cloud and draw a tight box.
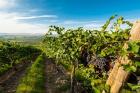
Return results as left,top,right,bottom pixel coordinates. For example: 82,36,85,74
63,20,99,25
14,15,58,20
0,0,58,34
126,18,138,22
0,0,105,33
83,18,137,30
0,0,15,8
62,20,104,30
84,23,103,29
63,20,82,24
0,12,48,33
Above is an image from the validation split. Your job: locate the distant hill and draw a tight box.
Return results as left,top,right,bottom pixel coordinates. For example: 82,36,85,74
0,33,44,45
0,33,44,36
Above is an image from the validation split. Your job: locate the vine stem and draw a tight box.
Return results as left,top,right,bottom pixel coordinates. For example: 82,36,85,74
70,64,76,93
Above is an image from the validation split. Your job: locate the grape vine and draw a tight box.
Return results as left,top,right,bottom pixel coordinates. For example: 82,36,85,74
43,16,140,93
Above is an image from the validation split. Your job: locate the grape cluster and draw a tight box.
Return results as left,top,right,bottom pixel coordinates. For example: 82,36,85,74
89,56,110,73
94,58,108,70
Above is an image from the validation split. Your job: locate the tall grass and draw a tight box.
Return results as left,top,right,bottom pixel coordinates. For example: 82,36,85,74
16,54,46,93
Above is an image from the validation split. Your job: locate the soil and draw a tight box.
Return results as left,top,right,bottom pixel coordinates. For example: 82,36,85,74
0,62,31,93
45,58,70,93
0,57,70,93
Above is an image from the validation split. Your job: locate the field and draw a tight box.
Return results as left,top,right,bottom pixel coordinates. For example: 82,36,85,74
0,33,43,46
0,16,140,93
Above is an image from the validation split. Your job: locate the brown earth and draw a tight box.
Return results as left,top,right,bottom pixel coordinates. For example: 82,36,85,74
0,61,31,93
45,58,70,93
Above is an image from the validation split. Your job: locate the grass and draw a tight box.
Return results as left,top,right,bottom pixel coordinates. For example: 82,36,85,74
16,54,46,93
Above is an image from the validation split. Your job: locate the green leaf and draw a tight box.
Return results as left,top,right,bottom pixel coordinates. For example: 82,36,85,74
100,51,106,57
127,83,140,90
93,87,101,93
123,64,137,72
135,61,140,67
128,42,140,54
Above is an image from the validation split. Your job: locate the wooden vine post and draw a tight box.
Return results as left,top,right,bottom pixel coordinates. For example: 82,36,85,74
106,21,140,93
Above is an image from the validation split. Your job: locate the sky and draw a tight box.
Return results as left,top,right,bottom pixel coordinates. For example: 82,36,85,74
0,0,140,33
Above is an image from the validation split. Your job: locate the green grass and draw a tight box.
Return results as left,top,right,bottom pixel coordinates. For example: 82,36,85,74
16,54,46,93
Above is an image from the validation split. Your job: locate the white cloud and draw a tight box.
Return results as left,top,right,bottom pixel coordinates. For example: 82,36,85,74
84,23,103,29
0,0,15,8
83,18,137,30
63,20,99,25
63,20,104,30
0,12,48,33
126,18,138,22
14,15,58,20
0,0,55,34
63,20,81,24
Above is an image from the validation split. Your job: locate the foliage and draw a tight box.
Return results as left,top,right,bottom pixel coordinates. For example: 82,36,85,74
127,83,140,91
75,65,110,93
0,41,42,75
42,16,140,92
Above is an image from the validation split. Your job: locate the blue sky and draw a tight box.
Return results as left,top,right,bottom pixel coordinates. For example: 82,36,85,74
0,0,140,33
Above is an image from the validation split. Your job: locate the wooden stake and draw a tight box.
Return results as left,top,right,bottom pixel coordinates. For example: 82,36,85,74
106,21,140,93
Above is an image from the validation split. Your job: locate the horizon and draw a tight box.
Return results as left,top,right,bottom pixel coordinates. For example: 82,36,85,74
0,32,45,35
0,0,140,33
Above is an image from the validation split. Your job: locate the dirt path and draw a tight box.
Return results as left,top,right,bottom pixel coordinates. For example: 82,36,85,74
45,58,70,93
0,62,31,93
